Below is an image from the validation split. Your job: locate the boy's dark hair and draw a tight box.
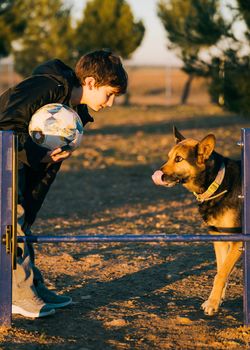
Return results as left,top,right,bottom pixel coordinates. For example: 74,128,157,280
75,49,128,95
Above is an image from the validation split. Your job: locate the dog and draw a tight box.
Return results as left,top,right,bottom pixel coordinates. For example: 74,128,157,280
152,126,242,316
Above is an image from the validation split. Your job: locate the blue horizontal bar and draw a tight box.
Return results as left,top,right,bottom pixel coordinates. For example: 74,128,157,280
17,234,250,243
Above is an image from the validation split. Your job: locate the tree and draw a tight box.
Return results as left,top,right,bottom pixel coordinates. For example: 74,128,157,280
208,50,250,114
208,0,250,115
0,0,14,14
157,0,228,104
237,0,250,34
0,0,26,58
12,0,75,77
75,0,145,59
75,0,144,105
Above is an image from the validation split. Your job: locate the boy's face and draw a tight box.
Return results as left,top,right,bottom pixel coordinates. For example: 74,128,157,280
82,77,119,111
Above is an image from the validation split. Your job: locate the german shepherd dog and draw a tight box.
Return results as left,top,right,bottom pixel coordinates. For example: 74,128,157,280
152,127,242,316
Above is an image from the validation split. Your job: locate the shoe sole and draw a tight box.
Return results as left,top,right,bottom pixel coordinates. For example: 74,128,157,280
12,305,55,318
46,298,72,309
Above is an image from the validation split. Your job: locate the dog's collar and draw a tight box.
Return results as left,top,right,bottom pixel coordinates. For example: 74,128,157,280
193,162,228,202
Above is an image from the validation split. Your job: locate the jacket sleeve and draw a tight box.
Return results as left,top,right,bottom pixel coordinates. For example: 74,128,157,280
0,75,66,168
17,133,48,169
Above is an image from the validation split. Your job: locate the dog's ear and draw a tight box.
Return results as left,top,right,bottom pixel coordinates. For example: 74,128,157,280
197,134,216,165
173,126,185,144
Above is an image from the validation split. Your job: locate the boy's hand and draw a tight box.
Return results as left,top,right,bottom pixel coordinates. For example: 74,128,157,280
41,147,73,163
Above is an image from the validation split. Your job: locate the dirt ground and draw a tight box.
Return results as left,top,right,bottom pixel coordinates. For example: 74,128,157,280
1,103,250,349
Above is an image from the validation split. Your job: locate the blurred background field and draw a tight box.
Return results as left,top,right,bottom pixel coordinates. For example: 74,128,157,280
1,0,249,116
0,63,210,107
124,66,210,106
0,60,21,93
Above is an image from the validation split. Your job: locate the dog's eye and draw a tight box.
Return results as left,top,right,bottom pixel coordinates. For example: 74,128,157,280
175,155,183,162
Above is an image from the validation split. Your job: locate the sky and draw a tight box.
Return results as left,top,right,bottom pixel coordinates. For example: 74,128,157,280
72,0,182,67
121,0,182,66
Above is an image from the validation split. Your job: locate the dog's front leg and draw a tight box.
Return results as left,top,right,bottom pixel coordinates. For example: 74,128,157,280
201,242,242,316
213,241,230,301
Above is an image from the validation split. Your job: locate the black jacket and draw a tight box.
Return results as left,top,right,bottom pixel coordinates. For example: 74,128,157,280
0,59,93,226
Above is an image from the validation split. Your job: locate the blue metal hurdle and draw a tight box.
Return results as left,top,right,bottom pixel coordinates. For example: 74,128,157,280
0,129,250,327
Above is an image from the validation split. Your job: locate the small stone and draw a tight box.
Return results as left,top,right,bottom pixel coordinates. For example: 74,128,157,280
104,319,127,327
176,316,193,325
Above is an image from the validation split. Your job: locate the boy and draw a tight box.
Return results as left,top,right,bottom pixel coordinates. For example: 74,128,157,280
0,50,128,318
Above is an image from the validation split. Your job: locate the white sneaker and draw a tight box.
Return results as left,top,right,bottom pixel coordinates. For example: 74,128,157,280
12,294,55,318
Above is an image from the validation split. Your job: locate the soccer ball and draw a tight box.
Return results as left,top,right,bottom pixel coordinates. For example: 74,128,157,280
29,103,84,150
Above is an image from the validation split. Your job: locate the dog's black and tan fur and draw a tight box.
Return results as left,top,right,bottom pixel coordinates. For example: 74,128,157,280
154,127,242,316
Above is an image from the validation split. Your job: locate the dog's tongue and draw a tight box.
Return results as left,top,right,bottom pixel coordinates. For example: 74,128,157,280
152,170,165,185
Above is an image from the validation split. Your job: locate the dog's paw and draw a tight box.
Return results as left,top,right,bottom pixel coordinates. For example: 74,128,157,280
201,299,220,316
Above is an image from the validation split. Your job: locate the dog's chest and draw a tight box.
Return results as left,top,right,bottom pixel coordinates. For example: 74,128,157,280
200,206,239,228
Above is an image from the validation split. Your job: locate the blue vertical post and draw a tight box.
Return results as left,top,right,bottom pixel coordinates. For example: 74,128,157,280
242,128,250,326
0,131,16,327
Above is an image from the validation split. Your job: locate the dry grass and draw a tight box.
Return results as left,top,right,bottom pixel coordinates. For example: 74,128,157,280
124,66,210,106
0,63,21,93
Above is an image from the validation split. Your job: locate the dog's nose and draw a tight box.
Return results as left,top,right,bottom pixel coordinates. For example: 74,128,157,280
152,170,165,185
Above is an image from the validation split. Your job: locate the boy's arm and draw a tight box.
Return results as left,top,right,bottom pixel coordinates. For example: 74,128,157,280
0,75,66,168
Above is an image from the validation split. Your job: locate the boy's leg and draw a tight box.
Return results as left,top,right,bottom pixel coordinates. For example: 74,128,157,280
23,224,72,309
18,165,71,309
12,205,55,318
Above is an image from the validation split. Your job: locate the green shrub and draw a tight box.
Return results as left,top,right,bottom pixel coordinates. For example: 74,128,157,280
209,51,250,116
